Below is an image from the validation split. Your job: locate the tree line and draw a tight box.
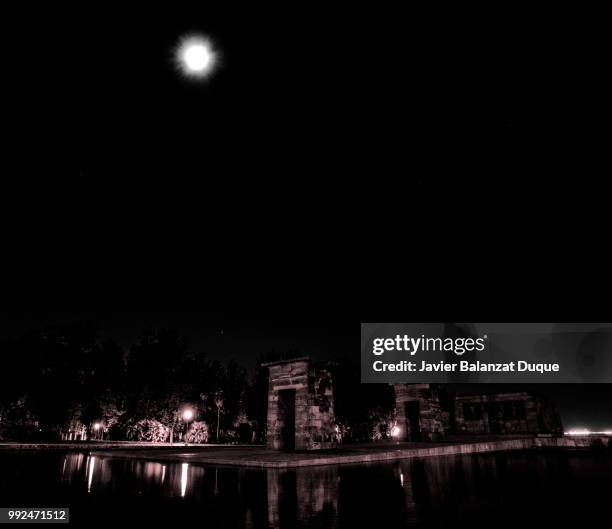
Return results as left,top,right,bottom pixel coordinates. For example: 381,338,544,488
0,321,395,443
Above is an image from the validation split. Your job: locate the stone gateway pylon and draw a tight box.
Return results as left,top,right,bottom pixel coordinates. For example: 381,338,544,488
264,358,335,451
393,384,446,442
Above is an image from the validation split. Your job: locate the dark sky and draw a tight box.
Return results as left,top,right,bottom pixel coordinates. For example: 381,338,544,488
1,9,610,428
0,296,354,367
4,6,609,283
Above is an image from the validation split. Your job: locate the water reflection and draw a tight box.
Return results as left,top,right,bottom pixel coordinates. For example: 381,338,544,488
86,455,95,493
1,451,610,528
59,452,84,484
267,468,334,528
181,463,188,497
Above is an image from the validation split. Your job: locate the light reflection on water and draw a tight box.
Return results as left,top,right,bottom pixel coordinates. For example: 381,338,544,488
181,462,189,497
86,455,95,493
72,455,207,500
1,451,611,528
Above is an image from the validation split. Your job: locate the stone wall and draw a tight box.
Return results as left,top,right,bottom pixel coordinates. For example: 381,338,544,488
265,358,335,451
453,391,563,435
394,386,563,439
454,392,538,434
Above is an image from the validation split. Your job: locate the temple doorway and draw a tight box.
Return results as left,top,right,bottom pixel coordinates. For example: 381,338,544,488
279,389,296,451
405,401,421,442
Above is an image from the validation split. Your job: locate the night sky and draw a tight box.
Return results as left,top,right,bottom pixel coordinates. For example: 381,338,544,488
0,297,353,367
4,6,608,282
1,8,610,429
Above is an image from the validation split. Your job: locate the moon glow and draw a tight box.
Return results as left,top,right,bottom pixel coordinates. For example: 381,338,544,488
176,35,217,79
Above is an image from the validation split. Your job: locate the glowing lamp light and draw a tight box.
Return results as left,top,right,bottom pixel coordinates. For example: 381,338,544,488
176,35,217,80
391,426,401,438
183,409,194,421
566,429,591,436
93,423,101,431
566,429,612,436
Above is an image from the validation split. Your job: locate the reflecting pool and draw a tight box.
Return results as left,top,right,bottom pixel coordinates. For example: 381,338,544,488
1,451,610,527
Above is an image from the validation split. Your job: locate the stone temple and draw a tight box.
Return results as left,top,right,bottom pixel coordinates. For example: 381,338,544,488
264,358,335,451
264,359,562,452
393,383,563,441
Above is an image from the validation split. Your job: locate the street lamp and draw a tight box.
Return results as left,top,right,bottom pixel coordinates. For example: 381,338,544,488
182,409,194,445
93,423,101,441
391,425,401,443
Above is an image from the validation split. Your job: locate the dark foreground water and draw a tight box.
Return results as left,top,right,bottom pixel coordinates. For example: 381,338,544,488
1,450,611,527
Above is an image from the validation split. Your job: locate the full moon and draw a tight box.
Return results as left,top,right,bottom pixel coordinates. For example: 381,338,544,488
176,35,217,79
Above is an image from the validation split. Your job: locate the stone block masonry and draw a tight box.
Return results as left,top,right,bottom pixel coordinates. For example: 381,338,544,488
264,358,335,451
393,384,563,440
